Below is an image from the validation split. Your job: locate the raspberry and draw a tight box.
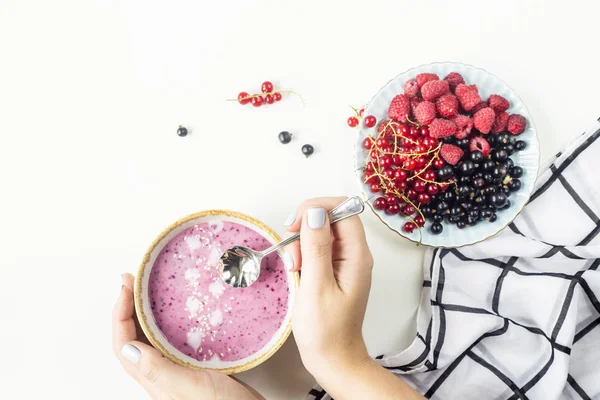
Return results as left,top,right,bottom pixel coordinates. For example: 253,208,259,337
410,98,422,118
416,73,439,87
488,94,510,112
404,79,420,98
452,115,473,139
469,136,491,157
444,72,465,91
491,111,509,134
421,80,450,101
470,101,489,115
388,94,410,122
507,114,526,135
440,144,464,165
414,101,436,125
473,107,495,134
436,94,459,118
429,118,457,139
455,84,481,112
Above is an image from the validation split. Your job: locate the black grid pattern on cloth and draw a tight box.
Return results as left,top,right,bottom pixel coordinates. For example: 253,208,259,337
306,121,600,400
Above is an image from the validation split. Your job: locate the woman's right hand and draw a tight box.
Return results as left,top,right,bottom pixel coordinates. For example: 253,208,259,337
283,197,374,385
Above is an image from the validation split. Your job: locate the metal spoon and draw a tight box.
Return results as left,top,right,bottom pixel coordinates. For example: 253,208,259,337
218,196,365,288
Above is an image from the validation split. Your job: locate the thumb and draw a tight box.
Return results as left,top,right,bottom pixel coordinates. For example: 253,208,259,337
299,207,334,289
120,341,211,398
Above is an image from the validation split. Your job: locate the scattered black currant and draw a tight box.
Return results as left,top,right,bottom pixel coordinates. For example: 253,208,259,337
278,131,292,144
431,222,443,234
177,125,188,137
301,144,314,157
515,140,527,151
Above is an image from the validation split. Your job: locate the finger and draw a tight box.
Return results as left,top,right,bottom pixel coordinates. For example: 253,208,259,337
282,231,301,273
284,197,347,232
120,341,215,398
112,275,137,357
299,207,335,289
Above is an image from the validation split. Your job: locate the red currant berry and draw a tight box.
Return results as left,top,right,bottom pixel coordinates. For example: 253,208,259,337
251,95,264,107
264,94,274,104
364,115,377,128
439,182,450,191
403,222,416,233
237,92,251,105
424,170,437,180
261,81,274,93
403,205,416,216
373,197,387,210
414,216,425,227
348,117,359,127
417,193,431,204
426,184,440,195
397,181,408,191
383,169,395,180
362,137,374,150
400,125,410,136
413,180,426,193
273,92,282,101
415,156,427,167
369,149,380,158
380,155,393,169
404,159,417,170
410,126,419,136
363,172,378,184
406,188,417,200
433,158,445,169
394,169,408,181
386,203,401,215
392,155,403,166
370,182,381,193
420,126,430,136
384,192,397,205
415,145,427,154
365,162,376,172
376,137,389,148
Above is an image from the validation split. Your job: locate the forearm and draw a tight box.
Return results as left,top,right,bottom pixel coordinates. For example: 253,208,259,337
315,357,425,400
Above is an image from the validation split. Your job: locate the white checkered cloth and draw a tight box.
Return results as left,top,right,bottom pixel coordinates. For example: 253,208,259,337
307,118,600,400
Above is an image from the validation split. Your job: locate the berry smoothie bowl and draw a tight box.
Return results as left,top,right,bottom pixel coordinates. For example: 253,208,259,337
134,210,299,374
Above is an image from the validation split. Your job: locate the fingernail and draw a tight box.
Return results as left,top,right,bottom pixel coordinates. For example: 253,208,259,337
283,252,294,271
307,208,326,229
121,344,141,364
284,209,297,227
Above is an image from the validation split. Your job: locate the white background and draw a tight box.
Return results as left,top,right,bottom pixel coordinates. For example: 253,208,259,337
1,1,599,399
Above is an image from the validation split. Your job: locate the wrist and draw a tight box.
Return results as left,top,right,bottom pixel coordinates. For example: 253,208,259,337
308,346,374,393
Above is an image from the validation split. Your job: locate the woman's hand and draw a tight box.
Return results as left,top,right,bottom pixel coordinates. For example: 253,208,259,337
285,197,424,400
112,274,264,400
284,197,374,384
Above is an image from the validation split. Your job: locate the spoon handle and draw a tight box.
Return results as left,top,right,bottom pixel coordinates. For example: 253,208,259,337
261,196,365,256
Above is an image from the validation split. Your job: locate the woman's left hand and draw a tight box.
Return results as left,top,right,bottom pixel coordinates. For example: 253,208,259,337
112,273,264,400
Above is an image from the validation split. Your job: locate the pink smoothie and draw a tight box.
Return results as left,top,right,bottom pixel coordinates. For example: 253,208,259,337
149,220,289,362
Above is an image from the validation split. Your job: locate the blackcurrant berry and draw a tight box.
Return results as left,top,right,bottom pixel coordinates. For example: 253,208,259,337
437,200,450,214
302,144,315,157
459,160,476,176
177,125,188,137
503,144,515,155
278,131,292,144
483,173,494,183
431,222,443,235
489,213,498,222
482,160,496,172
470,151,484,163
457,221,466,229
515,140,527,151
488,192,508,208
492,149,509,162
455,138,469,148
510,166,524,178
458,185,471,197
450,206,462,217
448,215,461,223
433,214,444,222
495,133,510,145
472,177,485,188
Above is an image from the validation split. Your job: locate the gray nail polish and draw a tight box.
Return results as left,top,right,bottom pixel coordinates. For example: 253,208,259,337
284,209,297,226
121,344,141,364
283,252,294,271
307,208,326,229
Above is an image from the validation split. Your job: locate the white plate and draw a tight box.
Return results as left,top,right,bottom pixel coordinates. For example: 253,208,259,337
354,62,540,247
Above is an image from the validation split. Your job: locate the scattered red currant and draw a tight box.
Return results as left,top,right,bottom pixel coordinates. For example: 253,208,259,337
261,81,274,93
238,92,251,105
251,95,264,107
348,117,359,128
364,115,377,128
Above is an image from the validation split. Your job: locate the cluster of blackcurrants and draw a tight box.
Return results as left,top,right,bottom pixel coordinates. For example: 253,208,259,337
423,132,526,234
278,131,314,158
